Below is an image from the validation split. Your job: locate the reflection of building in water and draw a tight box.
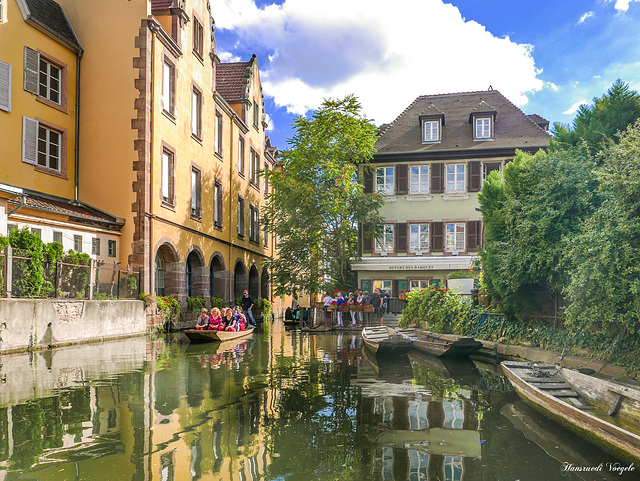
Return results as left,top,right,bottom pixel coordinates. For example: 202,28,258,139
361,380,481,481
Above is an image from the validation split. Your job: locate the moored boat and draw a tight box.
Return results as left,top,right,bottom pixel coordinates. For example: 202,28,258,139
361,326,413,356
184,326,255,343
405,330,482,358
501,361,640,465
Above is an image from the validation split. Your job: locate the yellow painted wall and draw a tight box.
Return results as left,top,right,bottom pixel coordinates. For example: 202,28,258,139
0,0,78,198
56,0,147,267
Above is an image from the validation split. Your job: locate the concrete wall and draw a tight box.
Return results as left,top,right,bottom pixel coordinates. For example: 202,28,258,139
0,299,147,353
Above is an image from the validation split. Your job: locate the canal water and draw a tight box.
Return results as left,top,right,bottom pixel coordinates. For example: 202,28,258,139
0,322,630,481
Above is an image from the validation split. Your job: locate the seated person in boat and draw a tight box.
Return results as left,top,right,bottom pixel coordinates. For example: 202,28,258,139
196,308,211,330
208,308,223,330
285,307,294,322
223,310,237,331
236,312,246,331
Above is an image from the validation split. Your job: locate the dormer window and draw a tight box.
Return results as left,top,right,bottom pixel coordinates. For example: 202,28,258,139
419,110,444,143
475,117,492,139
422,120,440,142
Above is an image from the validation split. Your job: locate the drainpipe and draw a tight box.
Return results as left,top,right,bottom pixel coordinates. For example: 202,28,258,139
74,49,84,202
7,195,27,216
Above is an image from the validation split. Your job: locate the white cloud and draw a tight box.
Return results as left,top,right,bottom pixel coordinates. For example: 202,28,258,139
264,112,275,131
213,0,545,124
563,99,588,115
577,11,595,24
609,0,640,11
217,50,242,62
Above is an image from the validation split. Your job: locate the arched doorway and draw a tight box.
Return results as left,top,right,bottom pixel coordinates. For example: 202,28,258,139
260,265,269,300
186,249,206,298
210,254,226,300
154,243,180,298
233,261,247,300
249,264,259,300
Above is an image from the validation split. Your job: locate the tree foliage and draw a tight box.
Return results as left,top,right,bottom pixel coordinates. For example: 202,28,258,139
565,121,640,336
478,148,600,318
264,96,383,296
550,79,640,154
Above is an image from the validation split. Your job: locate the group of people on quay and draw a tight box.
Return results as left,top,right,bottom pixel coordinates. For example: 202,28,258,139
322,287,389,327
195,292,257,332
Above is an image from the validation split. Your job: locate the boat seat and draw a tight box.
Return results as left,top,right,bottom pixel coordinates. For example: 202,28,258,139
531,382,573,390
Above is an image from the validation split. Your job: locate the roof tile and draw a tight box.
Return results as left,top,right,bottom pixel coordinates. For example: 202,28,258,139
216,62,250,103
25,0,80,49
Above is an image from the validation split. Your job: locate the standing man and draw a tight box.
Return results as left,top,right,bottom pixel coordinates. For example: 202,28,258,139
372,288,383,326
242,290,257,327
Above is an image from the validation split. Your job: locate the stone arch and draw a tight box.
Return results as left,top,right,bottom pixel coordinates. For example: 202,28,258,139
248,263,259,300
154,240,181,298
260,265,270,300
185,246,206,298
209,252,227,301
233,259,247,299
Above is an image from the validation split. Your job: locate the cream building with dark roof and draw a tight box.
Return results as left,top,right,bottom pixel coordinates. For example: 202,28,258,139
354,88,550,296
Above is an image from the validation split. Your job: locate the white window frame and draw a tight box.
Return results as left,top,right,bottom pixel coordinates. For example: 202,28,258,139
445,223,465,252
39,57,61,105
376,166,394,195
108,240,117,257
410,165,429,194
73,234,83,253
161,149,173,204
375,224,395,253
409,223,429,252
373,280,393,296
446,164,465,193
191,87,202,139
161,59,174,115
238,136,245,175
475,117,492,139
215,112,223,155
191,167,201,218
37,124,62,172
422,120,440,142
213,181,221,226
409,280,430,290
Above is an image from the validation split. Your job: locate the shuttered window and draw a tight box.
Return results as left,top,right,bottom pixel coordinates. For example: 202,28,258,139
24,47,39,94
430,222,444,252
467,220,482,250
396,164,408,195
22,116,38,164
39,58,61,104
37,124,61,171
445,223,465,252
363,167,374,193
468,161,482,192
396,222,407,253
0,60,11,112
430,163,444,193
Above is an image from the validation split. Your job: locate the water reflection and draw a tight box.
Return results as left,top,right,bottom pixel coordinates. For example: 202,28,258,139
0,325,627,480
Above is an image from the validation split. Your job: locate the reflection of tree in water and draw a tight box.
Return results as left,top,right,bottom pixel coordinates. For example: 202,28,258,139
410,362,463,398
264,355,374,480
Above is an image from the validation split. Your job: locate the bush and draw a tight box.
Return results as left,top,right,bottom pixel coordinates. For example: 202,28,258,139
445,269,478,280
399,286,471,332
186,296,205,312
210,296,226,309
157,296,182,330
261,298,272,319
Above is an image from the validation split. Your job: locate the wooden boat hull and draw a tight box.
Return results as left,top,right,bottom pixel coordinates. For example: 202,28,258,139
184,327,254,343
501,361,640,465
362,326,413,356
399,329,482,358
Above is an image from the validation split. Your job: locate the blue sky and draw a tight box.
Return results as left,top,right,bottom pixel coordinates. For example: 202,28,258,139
212,0,640,150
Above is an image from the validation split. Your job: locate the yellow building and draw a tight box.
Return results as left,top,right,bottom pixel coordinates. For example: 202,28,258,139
0,0,124,260
53,0,276,303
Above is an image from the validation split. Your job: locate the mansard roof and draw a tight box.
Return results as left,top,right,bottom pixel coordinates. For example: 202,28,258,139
22,0,81,51
376,89,550,156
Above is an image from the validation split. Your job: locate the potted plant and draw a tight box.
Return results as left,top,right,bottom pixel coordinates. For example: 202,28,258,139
445,269,477,296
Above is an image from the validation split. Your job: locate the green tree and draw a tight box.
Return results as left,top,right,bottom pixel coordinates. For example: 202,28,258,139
478,148,600,318
551,79,640,154
264,96,383,296
565,121,640,336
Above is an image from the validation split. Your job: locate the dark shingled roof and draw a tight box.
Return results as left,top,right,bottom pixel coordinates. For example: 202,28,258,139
527,113,550,131
24,0,80,50
216,62,251,103
376,90,550,155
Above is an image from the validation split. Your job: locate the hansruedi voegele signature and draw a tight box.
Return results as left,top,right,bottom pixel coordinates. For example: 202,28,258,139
561,462,636,476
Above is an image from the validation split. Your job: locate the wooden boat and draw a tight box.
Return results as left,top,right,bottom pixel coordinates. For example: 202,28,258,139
361,326,413,356
401,329,482,358
184,326,254,343
501,361,640,465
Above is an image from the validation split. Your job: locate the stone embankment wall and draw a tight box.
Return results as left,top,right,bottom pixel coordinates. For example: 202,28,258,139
0,299,148,354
